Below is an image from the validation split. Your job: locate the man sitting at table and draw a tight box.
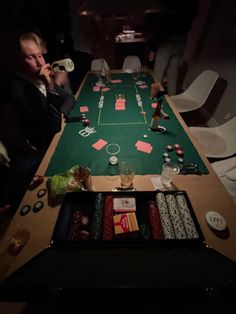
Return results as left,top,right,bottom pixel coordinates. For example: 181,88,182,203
0,29,75,212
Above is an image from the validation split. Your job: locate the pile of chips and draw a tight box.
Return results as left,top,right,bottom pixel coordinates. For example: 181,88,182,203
80,114,90,126
163,144,184,163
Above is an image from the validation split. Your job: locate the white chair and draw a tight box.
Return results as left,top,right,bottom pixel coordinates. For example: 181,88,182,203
212,157,236,203
91,59,110,71
122,55,141,73
189,116,236,158
170,70,219,113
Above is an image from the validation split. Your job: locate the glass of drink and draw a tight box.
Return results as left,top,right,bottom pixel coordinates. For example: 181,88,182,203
160,162,180,187
119,161,135,189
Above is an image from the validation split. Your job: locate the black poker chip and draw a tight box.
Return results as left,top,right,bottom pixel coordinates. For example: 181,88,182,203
37,188,47,198
20,205,31,216
32,201,44,213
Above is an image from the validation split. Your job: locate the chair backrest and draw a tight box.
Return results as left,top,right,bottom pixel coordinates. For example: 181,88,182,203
183,69,219,105
189,116,236,158
91,59,110,71
217,116,236,141
122,55,141,72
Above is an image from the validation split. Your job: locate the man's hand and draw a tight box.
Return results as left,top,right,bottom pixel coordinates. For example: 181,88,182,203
39,63,55,90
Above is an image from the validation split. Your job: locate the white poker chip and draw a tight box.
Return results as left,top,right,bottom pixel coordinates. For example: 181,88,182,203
166,145,173,151
205,211,227,231
143,134,148,138
136,80,145,85
109,156,118,165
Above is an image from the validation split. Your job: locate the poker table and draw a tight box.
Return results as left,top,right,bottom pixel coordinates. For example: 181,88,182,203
1,70,236,295
45,72,208,177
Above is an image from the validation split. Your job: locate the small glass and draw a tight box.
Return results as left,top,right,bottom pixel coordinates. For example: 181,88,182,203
160,162,180,187
119,161,135,189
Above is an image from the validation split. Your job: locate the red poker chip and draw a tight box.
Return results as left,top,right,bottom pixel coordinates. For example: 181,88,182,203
174,144,181,150
29,175,44,190
176,149,184,156
83,119,90,126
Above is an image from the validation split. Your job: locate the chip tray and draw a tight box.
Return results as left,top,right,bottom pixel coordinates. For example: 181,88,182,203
51,191,205,248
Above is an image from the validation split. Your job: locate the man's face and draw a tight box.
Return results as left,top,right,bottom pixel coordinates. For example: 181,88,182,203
19,39,46,79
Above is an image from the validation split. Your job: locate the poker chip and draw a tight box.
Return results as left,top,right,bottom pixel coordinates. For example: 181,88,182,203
164,157,171,162
81,215,89,227
20,205,31,216
174,144,181,150
176,149,184,156
29,175,44,190
32,201,44,213
205,211,227,231
37,188,47,198
79,230,90,240
109,156,118,165
83,119,90,126
143,134,148,138
136,80,145,85
166,145,173,151
163,152,169,158
178,157,184,163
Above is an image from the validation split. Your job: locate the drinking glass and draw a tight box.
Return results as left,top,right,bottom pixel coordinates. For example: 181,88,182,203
119,161,135,189
160,162,180,187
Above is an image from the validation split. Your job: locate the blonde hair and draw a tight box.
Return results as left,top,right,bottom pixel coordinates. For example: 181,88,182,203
19,32,47,54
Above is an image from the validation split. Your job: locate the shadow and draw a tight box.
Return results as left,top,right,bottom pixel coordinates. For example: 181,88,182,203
46,181,64,207
207,153,236,164
208,226,230,240
180,77,228,127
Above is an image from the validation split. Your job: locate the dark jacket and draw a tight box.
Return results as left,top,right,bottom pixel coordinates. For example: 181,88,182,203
7,72,75,151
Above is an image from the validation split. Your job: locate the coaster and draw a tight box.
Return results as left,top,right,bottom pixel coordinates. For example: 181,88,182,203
205,211,227,231
151,177,166,189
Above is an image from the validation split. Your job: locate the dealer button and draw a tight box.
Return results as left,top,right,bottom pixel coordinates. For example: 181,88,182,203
205,211,227,231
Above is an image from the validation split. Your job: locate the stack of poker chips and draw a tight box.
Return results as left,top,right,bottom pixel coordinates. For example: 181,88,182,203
155,191,199,240
163,144,184,164
91,193,104,240
80,114,90,126
68,209,90,240
139,224,151,240
147,201,164,240
102,195,114,240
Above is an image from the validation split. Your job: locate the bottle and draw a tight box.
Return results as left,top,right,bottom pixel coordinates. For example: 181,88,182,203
100,59,106,81
51,58,75,73
149,100,162,130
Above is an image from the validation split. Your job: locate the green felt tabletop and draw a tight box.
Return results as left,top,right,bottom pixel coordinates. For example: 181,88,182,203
45,72,208,176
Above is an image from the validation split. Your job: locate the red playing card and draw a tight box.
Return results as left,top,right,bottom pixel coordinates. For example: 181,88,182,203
92,139,108,150
80,106,89,112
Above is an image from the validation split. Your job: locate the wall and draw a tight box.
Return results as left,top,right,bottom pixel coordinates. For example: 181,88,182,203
185,0,236,125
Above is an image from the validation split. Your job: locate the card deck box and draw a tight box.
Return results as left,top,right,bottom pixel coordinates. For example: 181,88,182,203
113,212,139,235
